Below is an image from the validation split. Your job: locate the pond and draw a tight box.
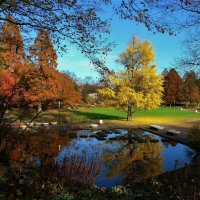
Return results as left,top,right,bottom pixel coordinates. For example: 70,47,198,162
11,129,197,188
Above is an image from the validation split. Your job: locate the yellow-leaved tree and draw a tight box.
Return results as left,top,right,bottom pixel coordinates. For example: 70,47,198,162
98,36,163,121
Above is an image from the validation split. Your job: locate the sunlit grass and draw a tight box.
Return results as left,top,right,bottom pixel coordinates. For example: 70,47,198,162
72,107,200,125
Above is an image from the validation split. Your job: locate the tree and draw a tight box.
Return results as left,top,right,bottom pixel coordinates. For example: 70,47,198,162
28,30,59,110
1,16,25,71
26,30,82,109
104,131,163,182
177,32,200,74
182,71,200,104
0,1,115,71
1,1,199,40
0,17,31,139
30,29,57,69
79,76,100,104
98,37,163,121
1,1,199,76
116,36,155,70
115,1,200,73
116,0,200,34
22,67,82,109
59,72,82,107
163,68,182,105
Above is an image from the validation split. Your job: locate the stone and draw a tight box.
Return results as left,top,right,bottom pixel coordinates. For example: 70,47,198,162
150,125,164,131
150,139,159,143
79,135,88,138
89,134,97,138
90,124,98,128
99,120,103,124
166,130,180,136
96,136,106,141
96,132,106,137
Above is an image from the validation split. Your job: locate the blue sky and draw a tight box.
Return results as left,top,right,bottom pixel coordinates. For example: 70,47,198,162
57,10,186,80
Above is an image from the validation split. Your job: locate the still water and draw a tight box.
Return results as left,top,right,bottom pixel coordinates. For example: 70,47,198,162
54,129,197,188
11,129,197,188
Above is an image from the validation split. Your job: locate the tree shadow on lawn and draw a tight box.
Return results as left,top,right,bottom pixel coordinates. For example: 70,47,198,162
72,110,125,120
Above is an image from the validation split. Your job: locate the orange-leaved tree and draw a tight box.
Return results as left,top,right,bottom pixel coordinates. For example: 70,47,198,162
27,29,81,109
182,71,200,105
30,29,57,69
163,68,182,105
1,16,25,71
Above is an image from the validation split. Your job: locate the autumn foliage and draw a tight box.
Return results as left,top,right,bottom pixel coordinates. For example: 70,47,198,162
163,68,182,105
0,16,81,110
98,37,163,121
163,69,200,105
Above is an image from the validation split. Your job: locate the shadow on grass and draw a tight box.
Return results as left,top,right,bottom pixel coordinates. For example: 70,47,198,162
72,110,125,120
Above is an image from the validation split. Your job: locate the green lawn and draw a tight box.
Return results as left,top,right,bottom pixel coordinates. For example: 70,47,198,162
71,107,200,125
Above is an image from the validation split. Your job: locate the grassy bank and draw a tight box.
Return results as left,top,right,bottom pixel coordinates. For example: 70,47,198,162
70,107,200,125
7,107,199,127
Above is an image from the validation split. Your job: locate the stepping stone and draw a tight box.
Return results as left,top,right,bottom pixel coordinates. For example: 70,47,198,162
117,136,127,140
50,122,58,125
166,130,180,136
96,132,107,137
90,124,98,128
89,134,97,138
109,137,117,140
112,129,121,134
103,130,112,134
79,135,88,138
68,134,78,138
150,139,159,143
43,123,49,126
26,122,35,127
96,136,106,141
150,125,164,131
35,122,43,126
132,136,145,143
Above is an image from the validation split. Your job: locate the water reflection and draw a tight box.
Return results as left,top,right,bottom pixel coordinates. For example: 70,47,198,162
8,129,197,188
103,130,163,185
11,132,72,164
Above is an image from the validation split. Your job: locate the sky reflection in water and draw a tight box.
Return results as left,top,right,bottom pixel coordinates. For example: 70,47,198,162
56,129,197,188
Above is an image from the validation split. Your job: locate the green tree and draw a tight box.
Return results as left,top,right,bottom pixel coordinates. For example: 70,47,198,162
98,37,163,121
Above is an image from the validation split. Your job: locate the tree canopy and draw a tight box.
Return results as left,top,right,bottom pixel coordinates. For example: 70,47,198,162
163,68,182,105
182,71,200,104
1,0,199,73
116,0,200,34
0,0,114,70
98,37,163,121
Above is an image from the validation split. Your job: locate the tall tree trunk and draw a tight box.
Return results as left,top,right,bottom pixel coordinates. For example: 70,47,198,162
126,105,132,121
126,112,129,121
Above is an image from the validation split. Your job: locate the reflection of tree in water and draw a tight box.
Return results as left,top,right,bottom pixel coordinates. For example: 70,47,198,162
10,131,72,164
104,129,164,183
10,131,101,186
162,139,177,148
